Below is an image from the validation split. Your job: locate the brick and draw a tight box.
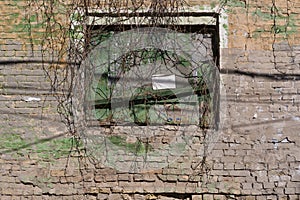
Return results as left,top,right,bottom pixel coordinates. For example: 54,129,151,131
274,187,285,195
33,186,43,195
256,196,267,200
175,181,186,193
250,189,262,195
1,176,16,183
253,183,263,189
177,175,189,182
111,186,123,193
206,183,218,193
210,170,229,176
228,170,250,177
162,168,180,175
163,182,176,193
133,194,146,200
50,169,65,177
224,149,235,156
263,182,275,189
118,174,131,181
211,150,224,158
1,187,23,195
143,173,156,182
269,175,280,182
96,181,118,188
288,195,300,200
203,194,214,200
156,174,167,181
221,156,243,163
66,176,83,183
234,163,245,170
265,195,277,200
54,184,77,195
241,196,255,200
284,187,296,194
105,174,118,182
271,81,293,88
94,175,105,182
213,195,226,200
211,143,229,150
6,44,22,51
223,163,235,170
82,172,94,182
107,194,121,200
133,174,143,181
192,195,203,200
235,150,247,156
97,168,116,175
291,173,300,181
166,175,178,182
253,171,268,182
275,181,287,188
99,188,111,194
249,163,267,171
154,181,166,193
213,163,224,170
242,182,252,190
267,163,279,170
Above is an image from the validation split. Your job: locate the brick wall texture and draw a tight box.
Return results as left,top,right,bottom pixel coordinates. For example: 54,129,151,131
0,0,300,200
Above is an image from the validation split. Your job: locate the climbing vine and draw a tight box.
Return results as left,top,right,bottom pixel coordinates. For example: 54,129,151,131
25,0,298,177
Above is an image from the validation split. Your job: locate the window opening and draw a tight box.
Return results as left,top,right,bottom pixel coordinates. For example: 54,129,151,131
83,13,220,129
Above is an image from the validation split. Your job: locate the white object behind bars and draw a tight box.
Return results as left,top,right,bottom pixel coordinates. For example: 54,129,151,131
152,74,176,90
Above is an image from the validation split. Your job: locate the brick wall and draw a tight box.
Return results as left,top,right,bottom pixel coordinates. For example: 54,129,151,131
0,0,299,199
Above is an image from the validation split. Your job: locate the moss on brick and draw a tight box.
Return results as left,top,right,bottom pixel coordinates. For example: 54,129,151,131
0,133,83,161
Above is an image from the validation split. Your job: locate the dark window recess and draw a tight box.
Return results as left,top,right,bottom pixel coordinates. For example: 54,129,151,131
85,18,220,128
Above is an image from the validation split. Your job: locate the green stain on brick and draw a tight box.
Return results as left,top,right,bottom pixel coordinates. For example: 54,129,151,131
225,0,246,8
252,9,298,37
252,9,273,21
108,135,153,155
218,0,246,14
223,23,228,32
252,28,265,39
221,0,298,39
12,13,44,32
0,133,83,161
210,1,217,8
10,13,20,19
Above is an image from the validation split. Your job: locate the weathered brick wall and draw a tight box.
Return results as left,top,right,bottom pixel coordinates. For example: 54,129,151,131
0,0,300,199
